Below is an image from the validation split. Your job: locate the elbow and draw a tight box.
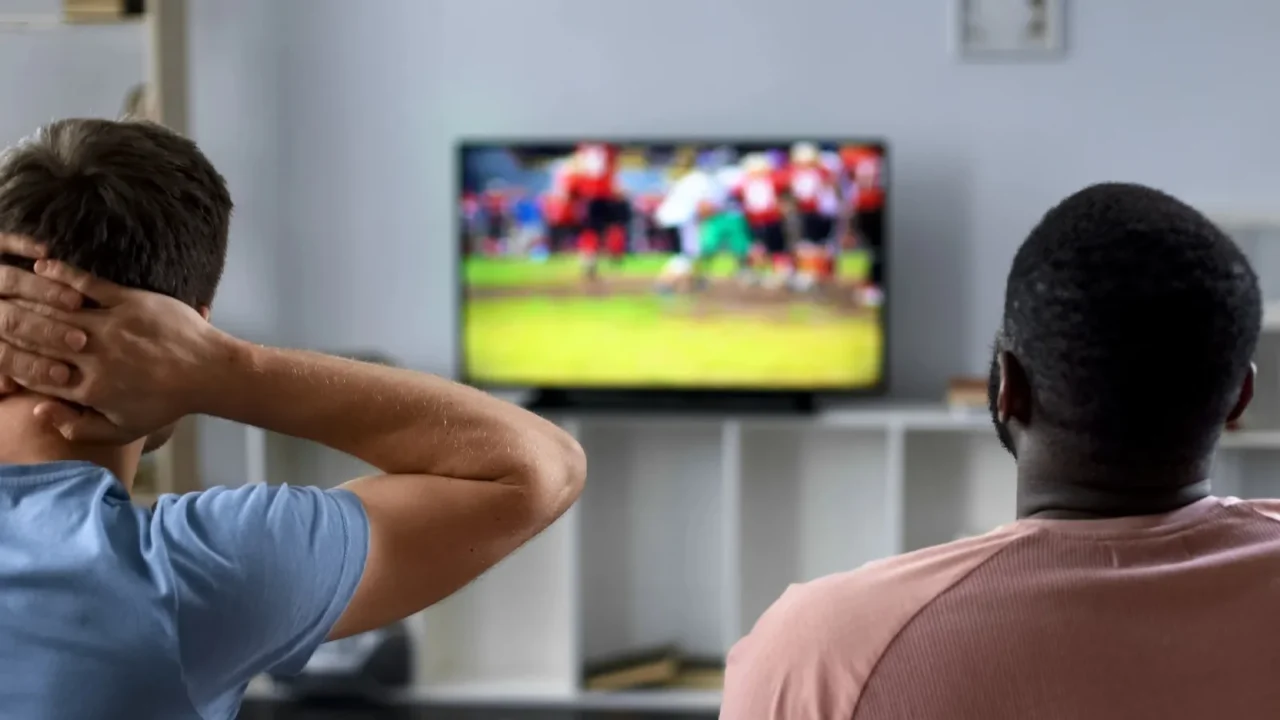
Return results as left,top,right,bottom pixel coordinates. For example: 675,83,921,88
518,426,587,518
566,433,588,495
550,427,588,508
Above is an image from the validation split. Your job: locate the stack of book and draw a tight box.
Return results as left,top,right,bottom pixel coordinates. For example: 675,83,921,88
946,377,988,413
583,645,724,692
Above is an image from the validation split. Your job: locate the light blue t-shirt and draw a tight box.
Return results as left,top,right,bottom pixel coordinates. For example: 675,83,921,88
0,461,370,719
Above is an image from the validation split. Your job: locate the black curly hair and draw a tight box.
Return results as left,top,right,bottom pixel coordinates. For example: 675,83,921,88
989,182,1261,465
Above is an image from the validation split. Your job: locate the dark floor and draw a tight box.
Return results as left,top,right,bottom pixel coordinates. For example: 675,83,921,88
237,700,715,720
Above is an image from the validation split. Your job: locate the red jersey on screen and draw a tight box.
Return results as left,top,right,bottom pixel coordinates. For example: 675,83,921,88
482,190,508,215
462,193,480,217
734,172,786,226
549,161,576,194
542,194,575,226
784,163,835,214
565,144,619,201
840,147,885,212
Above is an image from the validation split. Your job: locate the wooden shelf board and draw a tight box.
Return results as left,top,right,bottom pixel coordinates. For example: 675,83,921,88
247,676,720,711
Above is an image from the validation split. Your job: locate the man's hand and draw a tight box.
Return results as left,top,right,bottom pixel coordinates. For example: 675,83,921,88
0,234,88,393
15,260,234,444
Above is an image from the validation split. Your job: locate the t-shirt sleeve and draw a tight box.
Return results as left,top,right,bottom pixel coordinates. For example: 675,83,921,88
720,529,1027,720
150,483,370,703
720,584,860,720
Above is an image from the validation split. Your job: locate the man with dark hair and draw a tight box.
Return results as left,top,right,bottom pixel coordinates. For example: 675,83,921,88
722,183,1280,719
988,182,1260,492
0,118,232,306
0,118,585,718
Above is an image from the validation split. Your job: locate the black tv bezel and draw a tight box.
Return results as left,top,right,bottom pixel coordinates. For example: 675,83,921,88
454,137,890,406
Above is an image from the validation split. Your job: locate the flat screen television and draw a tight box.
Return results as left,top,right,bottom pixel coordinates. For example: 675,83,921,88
458,140,887,403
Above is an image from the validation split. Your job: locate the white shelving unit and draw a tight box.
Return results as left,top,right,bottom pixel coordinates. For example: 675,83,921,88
245,392,1280,712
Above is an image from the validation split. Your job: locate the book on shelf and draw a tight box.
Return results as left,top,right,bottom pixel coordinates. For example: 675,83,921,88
583,646,724,692
63,0,144,23
584,646,681,691
667,658,725,690
946,376,988,412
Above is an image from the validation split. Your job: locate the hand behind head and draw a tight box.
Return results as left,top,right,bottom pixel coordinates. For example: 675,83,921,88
0,252,225,444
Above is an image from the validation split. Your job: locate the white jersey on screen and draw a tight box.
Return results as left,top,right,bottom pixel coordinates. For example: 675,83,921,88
656,170,711,229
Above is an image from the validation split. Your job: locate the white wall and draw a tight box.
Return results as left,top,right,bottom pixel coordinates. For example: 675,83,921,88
184,0,283,485
272,0,1280,398
272,0,445,356
186,0,281,340
6,0,1280,483
0,6,142,146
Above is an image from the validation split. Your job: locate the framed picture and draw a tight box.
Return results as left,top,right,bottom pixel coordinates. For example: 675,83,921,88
953,0,1066,61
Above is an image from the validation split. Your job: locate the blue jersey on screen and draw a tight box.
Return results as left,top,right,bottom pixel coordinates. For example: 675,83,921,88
513,197,542,225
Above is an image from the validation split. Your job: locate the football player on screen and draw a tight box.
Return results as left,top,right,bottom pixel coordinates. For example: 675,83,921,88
480,180,511,256
784,142,840,291
731,153,791,290
839,144,886,306
541,187,578,253
652,149,751,294
564,143,628,279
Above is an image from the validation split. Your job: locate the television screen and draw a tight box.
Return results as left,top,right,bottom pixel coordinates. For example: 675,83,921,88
459,141,887,391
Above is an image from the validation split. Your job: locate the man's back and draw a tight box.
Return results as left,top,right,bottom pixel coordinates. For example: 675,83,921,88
723,496,1280,719
0,461,368,720
0,462,192,717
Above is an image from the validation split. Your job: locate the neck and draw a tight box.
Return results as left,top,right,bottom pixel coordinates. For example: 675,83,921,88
1014,434,1213,520
0,394,141,488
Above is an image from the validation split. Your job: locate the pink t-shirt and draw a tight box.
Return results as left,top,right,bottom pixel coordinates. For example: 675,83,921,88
722,496,1280,719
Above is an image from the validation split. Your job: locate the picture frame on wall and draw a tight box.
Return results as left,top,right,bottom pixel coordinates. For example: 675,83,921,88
953,0,1067,61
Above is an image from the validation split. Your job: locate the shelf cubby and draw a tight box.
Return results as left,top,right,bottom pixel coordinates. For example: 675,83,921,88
576,419,732,664
902,429,1014,551
413,508,579,699
411,419,582,699
738,422,892,635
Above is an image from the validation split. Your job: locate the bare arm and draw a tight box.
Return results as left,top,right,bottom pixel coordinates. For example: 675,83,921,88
202,343,586,638
7,259,587,641
204,343,579,503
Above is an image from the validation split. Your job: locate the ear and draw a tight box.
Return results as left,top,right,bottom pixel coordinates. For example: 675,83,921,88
197,305,211,322
1227,363,1256,423
997,350,1032,425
